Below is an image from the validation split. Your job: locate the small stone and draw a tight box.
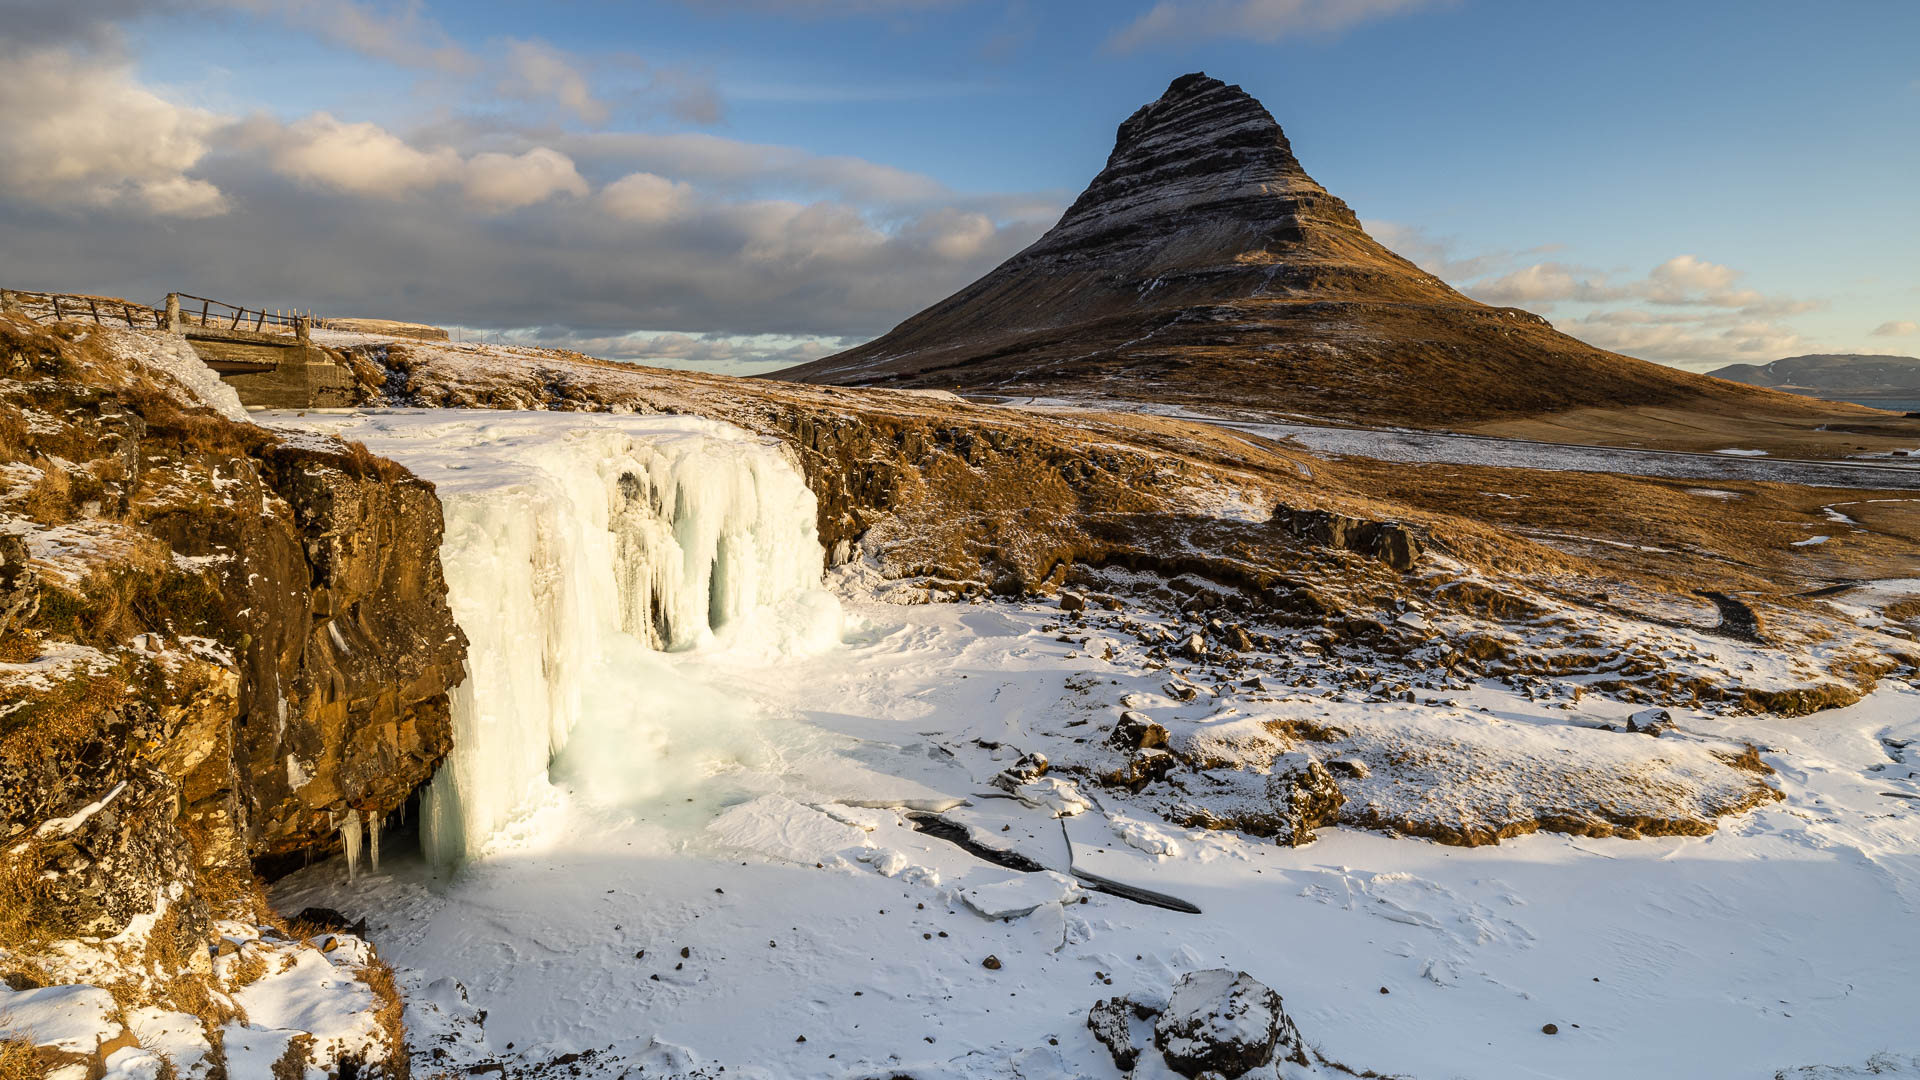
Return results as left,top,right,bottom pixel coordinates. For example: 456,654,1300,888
680,946,690,958
1542,1023,1559,1035
1327,757,1371,780
982,955,1002,970
1060,591,1087,612
1379,986,1389,994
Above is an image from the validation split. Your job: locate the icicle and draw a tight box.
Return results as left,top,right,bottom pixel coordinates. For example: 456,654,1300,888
369,811,382,872
340,809,363,881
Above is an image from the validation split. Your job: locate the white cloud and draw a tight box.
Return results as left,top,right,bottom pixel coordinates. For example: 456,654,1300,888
1470,262,1631,306
1109,0,1444,51
270,114,586,211
272,113,462,196
1558,312,1807,370
499,38,608,125
1871,320,1918,337
218,0,476,73
0,46,229,217
1464,254,1818,320
561,131,948,205
463,148,588,211
599,172,695,223
1361,220,1551,281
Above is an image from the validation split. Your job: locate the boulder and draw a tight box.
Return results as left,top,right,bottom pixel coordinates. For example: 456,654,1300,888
1153,969,1304,1077
1087,996,1153,1071
1627,708,1675,736
995,751,1050,785
1110,710,1170,751
1265,751,1345,846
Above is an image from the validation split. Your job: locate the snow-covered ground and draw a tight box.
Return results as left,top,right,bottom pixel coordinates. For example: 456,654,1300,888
1003,399,1920,491
263,408,1920,1079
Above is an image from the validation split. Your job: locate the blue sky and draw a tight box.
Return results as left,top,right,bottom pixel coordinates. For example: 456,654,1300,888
3,0,1915,372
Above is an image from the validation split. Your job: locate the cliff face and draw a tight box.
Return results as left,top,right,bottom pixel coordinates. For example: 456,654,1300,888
777,73,1832,427
1,313,463,941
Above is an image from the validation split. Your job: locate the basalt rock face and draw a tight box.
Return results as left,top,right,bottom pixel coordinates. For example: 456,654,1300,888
778,73,1788,426
0,316,464,943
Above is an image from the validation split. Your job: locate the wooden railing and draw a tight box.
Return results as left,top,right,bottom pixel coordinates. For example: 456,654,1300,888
0,289,165,328
170,293,324,334
1,288,333,337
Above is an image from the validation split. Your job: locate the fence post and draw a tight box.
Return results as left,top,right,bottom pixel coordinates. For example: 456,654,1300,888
165,293,182,334
295,315,311,343
0,289,15,314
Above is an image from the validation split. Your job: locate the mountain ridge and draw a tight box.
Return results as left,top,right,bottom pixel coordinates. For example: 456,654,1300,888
1708,353,1920,403
776,73,1842,427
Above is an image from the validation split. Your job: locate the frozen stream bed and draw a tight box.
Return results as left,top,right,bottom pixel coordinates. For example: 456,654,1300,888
273,597,1920,1080
265,409,1920,1079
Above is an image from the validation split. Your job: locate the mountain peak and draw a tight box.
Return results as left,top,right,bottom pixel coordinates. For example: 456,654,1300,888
1047,72,1322,250
776,75,1767,427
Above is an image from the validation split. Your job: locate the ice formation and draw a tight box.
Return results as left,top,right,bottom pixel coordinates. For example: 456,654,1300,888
340,809,362,881
271,411,840,868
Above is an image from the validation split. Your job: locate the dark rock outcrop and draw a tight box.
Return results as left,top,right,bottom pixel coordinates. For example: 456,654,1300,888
778,73,1813,427
1153,969,1305,1078
1265,751,1345,847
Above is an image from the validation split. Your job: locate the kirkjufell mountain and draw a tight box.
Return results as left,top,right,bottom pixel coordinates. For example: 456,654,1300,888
778,73,1822,425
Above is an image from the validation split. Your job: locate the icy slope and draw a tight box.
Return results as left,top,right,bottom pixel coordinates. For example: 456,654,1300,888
271,410,841,866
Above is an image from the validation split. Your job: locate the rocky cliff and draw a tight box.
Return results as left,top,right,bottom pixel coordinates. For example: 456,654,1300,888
1,314,462,1075
777,73,1840,427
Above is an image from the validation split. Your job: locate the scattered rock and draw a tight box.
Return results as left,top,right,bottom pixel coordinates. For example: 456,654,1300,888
1000,751,1050,783
1110,711,1170,751
1162,680,1200,702
1087,996,1151,1071
1627,708,1675,736
1106,748,1177,791
1326,757,1371,780
1060,591,1087,612
1542,1023,1559,1035
1179,633,1208,661
981,955,1002,970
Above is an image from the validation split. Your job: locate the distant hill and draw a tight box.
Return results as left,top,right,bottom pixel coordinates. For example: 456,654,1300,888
776,72,1840,427
1707,354,1920,404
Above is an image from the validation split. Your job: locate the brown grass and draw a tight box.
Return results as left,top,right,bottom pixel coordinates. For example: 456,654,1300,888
1885,598,1920,622
0,1039,47,1080
359,956,409,1075
1715,743,1775,775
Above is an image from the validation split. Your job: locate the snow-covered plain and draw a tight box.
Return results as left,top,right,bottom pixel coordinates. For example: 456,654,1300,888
268,410,1920,1080
1004,399,1920,491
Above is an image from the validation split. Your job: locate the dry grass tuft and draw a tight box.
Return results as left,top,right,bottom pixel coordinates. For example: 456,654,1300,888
359,955,409,1073
1716,743,1774,775
0,841,55,950
0,1039,47,1080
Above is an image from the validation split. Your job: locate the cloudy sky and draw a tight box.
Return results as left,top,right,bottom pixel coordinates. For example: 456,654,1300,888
1,0,1915,374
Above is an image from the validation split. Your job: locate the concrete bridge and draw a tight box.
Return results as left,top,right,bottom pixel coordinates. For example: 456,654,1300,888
162,294,355,408
2,289,354,409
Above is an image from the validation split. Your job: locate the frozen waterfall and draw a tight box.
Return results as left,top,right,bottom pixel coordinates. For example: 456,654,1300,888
271,410,841,868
